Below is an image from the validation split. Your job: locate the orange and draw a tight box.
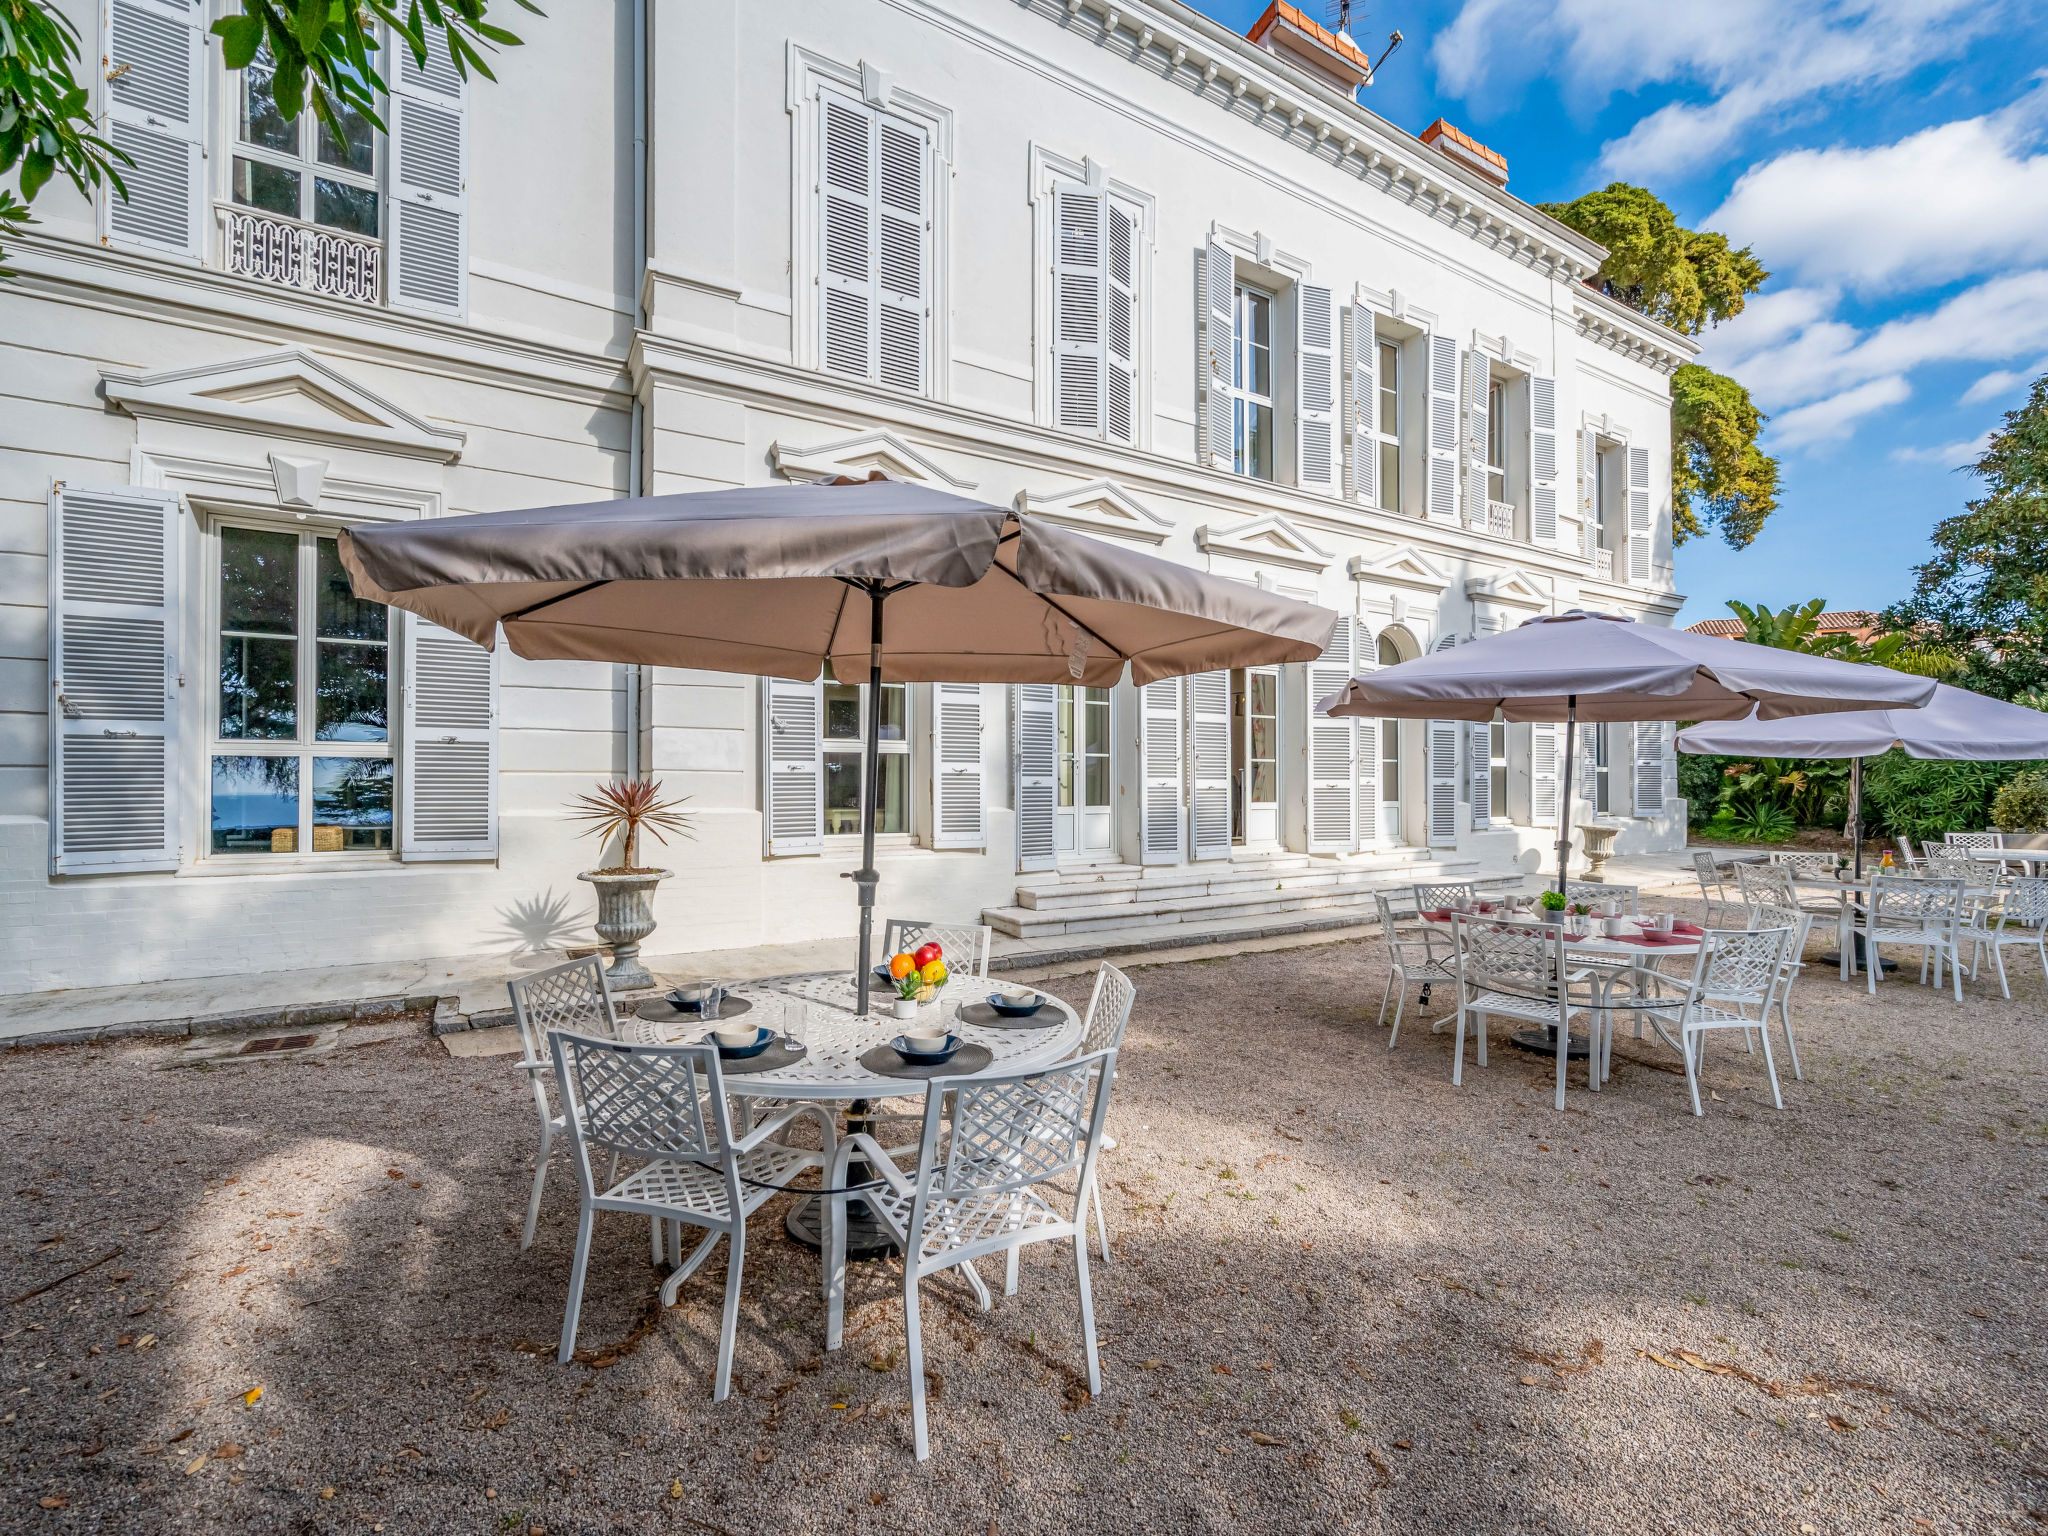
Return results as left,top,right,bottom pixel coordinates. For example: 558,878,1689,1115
888,952,917,980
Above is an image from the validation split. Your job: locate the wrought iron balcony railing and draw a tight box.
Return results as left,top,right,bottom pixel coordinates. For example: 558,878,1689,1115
217,204,382,306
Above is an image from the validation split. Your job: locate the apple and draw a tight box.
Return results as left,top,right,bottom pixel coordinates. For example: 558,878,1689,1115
912,941,943,969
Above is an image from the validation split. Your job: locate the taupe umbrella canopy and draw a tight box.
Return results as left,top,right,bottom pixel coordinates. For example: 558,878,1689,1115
339,476,1337,685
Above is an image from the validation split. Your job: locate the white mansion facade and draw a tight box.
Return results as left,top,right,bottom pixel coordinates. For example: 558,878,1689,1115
0,0,1692,994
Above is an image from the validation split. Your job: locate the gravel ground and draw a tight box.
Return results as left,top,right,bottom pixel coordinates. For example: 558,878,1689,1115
3,897,2045,1535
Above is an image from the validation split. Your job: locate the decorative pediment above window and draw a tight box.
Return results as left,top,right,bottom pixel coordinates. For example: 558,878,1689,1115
1013,480,1173,545
769,429,976,489
1464,569,1550,609
1195,514,1334,572
1582,412,1630,444
1347,544,1450,593
99,348,466,462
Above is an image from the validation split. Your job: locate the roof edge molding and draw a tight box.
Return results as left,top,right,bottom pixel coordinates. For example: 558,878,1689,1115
1014,479,1174,544
100,347,466,462
1197,512,1335,571
770,428,977,489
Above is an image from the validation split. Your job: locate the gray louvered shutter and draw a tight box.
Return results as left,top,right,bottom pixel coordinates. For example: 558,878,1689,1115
762,675,823,857
1578,720,1600,819
101,0,204,258
1307,619,1355,852
1463,349,1491,529
819,93,876,382
390,41,468,315
1186,670,1230,861
1627,444,1652,584
1426,333,1459,522
1052,185,1105,435
1344,305,1378,504
932,681,985,849
1139,678,1183,865
873,114,928,393
1469,721,1492,829
1633,721,1666,816
48,484,181,873
1295,282,1337,494
1530,373,1559,544
401,618,497,859
1197,240,1234,470
1531,722,1560,831
1426,719,1460,847
1106,202,1138,445
1580,428,1599,561
1014,684,1056,872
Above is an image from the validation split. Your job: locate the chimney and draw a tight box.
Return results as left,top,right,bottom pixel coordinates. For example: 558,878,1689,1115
1245,3,1374,96
1418,118,1509,189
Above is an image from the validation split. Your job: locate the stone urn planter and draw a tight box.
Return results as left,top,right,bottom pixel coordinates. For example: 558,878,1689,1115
579,868,672,992
1578,822,1619,882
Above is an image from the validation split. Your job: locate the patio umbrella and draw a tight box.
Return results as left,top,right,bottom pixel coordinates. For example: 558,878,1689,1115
1676,683,2048,878
342,473,1338,1012
1315,611,1939,893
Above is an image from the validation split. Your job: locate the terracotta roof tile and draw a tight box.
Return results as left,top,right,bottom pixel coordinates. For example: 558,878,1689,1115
1419,118,1508,173
1246,1,1374,74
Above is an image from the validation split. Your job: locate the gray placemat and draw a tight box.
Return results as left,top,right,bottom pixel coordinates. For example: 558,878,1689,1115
704,1035,807,1075
857,1041,994,1080
953,1000,1061,1030
634,995,754,1023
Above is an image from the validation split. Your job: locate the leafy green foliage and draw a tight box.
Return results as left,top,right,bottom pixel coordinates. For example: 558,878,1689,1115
1704,800,1798,844
1885,372,2048,700
1722,597,1910,666
1861,751,2022,845
1990,770,2048,833
1676,749,1729,829
1539,183,1767,336
566,777,690,871
0,0,130,272
1670,365,1779,548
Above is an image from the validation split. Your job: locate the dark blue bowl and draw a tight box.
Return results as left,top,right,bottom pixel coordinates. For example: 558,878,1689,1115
704,1026,773,1059
892,1032,960,1064
986,991,1045,1017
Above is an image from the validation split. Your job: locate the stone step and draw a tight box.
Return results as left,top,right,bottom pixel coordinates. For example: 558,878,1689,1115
1015,854,1445,911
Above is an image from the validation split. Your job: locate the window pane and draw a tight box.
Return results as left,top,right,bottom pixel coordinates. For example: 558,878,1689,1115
824,682,861,742
1382,720,1400,800
1377,635,1401,668
239,55,296,153
875,682,906,742
824,750,861,834
316,539,385,641
873,752,906,835
222,527,298,633
312,757,392,850
1378,344,1399,433
232,156,301,217
316,100,375,174
1057,748,1075,808
1248,402,1274,481
1492,764,1509,814
1249,716,1276,763
1083,690,1110,754
1250,761,1276,802
316,641,388,741
220,635,297,740
1378,441,1400,511
1083,753,1107,805
1249,670,1277,716
212,755,298,854
313,177,379,237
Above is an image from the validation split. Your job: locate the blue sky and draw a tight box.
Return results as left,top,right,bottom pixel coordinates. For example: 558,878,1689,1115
1188,0,2048,627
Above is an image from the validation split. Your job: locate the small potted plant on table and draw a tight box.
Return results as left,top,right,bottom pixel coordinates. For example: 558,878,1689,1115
569,778,692,992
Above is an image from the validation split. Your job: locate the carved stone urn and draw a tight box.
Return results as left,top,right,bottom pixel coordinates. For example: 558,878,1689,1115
1578,823,1619,882
578,869,671,992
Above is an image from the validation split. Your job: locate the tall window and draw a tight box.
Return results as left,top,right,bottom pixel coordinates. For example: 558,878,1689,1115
211,527,391,856
1056,685,1110,809
1595,443,1620,553
1232,285,1276,481
1374,340,1401,512
822,669,909,835
1378,634,1402,805
1489,719,1508,818
232,50,379,238
1484,377,1508,506
1593,725,1612,814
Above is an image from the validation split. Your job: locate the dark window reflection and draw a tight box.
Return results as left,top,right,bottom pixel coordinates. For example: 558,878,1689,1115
212,755,298,853
312,757,393,850
232,156,301,217
314,178,379,237
317,100,375,175
239,54,296,153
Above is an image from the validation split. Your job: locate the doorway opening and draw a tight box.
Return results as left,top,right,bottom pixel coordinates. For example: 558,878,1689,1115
1055,684,1113,862
1230,665,1279,847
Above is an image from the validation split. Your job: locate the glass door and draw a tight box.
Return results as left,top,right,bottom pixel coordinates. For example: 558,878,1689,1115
1376,634,1404,843
1054,685,1113,860
1231,667,1279,845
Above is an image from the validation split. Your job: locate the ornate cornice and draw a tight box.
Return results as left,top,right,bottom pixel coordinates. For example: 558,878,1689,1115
1571,292,1696,377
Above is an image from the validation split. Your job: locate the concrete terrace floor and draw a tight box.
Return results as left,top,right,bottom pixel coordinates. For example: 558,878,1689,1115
1,886,2042,1534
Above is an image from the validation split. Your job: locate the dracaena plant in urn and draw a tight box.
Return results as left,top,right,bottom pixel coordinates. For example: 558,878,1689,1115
569,779,692,991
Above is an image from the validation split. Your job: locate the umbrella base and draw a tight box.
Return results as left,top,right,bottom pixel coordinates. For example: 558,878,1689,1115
1821,934,1897,973
785,1195,899,1260
1509,1026,1590,1061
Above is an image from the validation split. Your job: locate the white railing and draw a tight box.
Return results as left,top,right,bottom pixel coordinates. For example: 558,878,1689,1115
1485,499,1515,539
1591,546,1618,581
217,204,381,305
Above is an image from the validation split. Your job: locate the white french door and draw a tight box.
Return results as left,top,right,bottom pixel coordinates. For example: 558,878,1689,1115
1054,684,1114,861
1378,716,1404,844
1232,666,1280,846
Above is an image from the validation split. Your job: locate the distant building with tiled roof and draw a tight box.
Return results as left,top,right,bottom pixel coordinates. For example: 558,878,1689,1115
1688,611,1880,641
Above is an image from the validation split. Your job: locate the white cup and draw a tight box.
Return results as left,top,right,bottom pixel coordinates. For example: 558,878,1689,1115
1653,913,1676,933
713,1021,756,1048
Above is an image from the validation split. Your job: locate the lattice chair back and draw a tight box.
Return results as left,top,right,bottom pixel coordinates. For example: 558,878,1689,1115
1946,831,2003,851
508,957,618,1067
549,1033,735,1188
1375,892,1427,966
1746,901,1810,951
2004,877,2048,928
1452,916,1565,998
1770,851,1844,883
927,1055,1109,1203
1693,851,1730,904
1870,876,1966,925
1565,880,1638,914
882,919,993,979
1922,846,1977,881
1734,861,1796,908
1412,881,1476,913
1698,927,1790,1006
1895,837,1923,871
1080,963,1136,1056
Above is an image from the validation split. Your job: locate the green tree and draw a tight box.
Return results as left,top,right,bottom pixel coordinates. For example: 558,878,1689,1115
1,0,536,272
1723,597,1908,665
1541,182,1780,550
1885,372,2048,700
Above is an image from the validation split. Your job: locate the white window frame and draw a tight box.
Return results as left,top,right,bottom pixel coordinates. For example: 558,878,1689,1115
1230,282,1279,483
221,42,384,241
1484,376,1509,508
201,513,396,868
788,47,953,401
1029,147,1155,448
821,673,917,845
1372,337,1403,513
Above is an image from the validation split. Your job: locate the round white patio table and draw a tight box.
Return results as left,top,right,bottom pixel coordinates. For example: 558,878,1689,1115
625,971,1085,1257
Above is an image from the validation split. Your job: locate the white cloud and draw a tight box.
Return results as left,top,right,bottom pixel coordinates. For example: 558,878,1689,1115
1961,363,2044,403
1771,376,1911,447
1891,430,1994,466
1430,0,1990,178
1709,83,2048,292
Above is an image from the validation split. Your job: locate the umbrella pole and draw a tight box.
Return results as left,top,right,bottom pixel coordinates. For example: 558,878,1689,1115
854,587,886,1018
1850,756,1864,881
1555,694,1578,896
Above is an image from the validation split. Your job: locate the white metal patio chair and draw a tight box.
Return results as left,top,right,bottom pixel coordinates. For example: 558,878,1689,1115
507,957,620,1250
1412,881,1478,915
1945,831,2003,852
1844,877,1968,999
1448,915,1595,1111
547,1031,836,1401
1565,880,1639,915
1922,844,1982,883
1630,927,1793,1116
1692,850,1739,925
1963,876,2048,1000
1372,891,1457,1049
824,1051,1116,1461
1735,860,1836,920
881,919,994,979
1770,850,1847,888
1744,900,1810,1081
1895,837,1924,872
